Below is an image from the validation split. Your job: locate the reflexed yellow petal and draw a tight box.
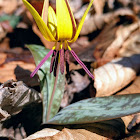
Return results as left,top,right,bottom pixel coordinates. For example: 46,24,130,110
48,6,57,39
41,0,49,24
56,0,73,40
69,0,94,43
22,0,55,41
65,0,77,38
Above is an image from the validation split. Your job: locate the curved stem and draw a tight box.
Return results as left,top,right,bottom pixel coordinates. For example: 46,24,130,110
46,63,60,122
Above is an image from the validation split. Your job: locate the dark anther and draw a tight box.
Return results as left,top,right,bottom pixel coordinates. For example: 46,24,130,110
50,50,56,73
53,51,59,77
60,49,64,74
65,50,70,75
65,50,70,64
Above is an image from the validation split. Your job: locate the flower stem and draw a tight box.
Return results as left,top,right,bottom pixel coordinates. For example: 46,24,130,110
46,63,60,122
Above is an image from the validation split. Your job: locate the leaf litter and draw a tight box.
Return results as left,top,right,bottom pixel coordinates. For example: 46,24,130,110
0,0,140,139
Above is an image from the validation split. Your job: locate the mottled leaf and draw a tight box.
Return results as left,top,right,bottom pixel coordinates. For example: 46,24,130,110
48,94,140,124
27,45,65,123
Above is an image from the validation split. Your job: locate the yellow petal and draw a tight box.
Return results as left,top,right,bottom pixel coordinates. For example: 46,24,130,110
41,0,49,25
48,6,57,39
65,0,77,39
22,0,55,41
69,0,94,43
56,0,73,40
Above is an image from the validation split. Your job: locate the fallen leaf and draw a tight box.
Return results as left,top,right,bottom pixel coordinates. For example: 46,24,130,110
0,24,7,40
44,118,125,139
0,80,41,121
117,75,140,95
69,0,82,13
80,14,105,35
61,71,90,107
118,0,131,7
94,54,140,97
1,0,18,14
92,8,137,61
48,128,107,140
119,31,140,57
24,128,107,140
93,0,105,15
0,53,7,65
23,128,60,140
0,61,38,86
102,21,140,59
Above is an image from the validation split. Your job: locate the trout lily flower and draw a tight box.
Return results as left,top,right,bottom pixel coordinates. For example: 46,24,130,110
22,0,94,79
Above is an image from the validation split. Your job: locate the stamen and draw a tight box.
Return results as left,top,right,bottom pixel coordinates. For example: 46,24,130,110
69,49,94,79
65,50,70,74
60,49,64,74
50,50,56,73
65,50,70,64
30,49,54,77
53,51,59,77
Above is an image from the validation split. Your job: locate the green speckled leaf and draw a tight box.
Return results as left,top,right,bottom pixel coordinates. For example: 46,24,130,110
27,45,65,123
48,94,140,124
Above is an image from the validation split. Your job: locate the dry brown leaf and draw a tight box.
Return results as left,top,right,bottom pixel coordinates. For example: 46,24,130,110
92,18,118,60
118,0,131,7
0,53,7,65
69,0,82,13
124,132,140,140
119,31,140,57
121,113,140,134
70,71,90,93
61,71,90,107
0,37,10,50
0,24,7,40
107,0,115,9
80,7,136,36
69,63,84,71
117,75,140,95
102,21,140,59
121,113,140,133
80,14,105,35
94,54,140,97
127,113,140,131
1,0,18,14
23,128,60,140
25,128,107,140
80,0,106,35
93,0,105,15
0,80,41,120
0,108,10,121
92,8,137,62
0,61,39,86
124,115,140,140
49,128,107,140
0,80,41,121
74,4,90,20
